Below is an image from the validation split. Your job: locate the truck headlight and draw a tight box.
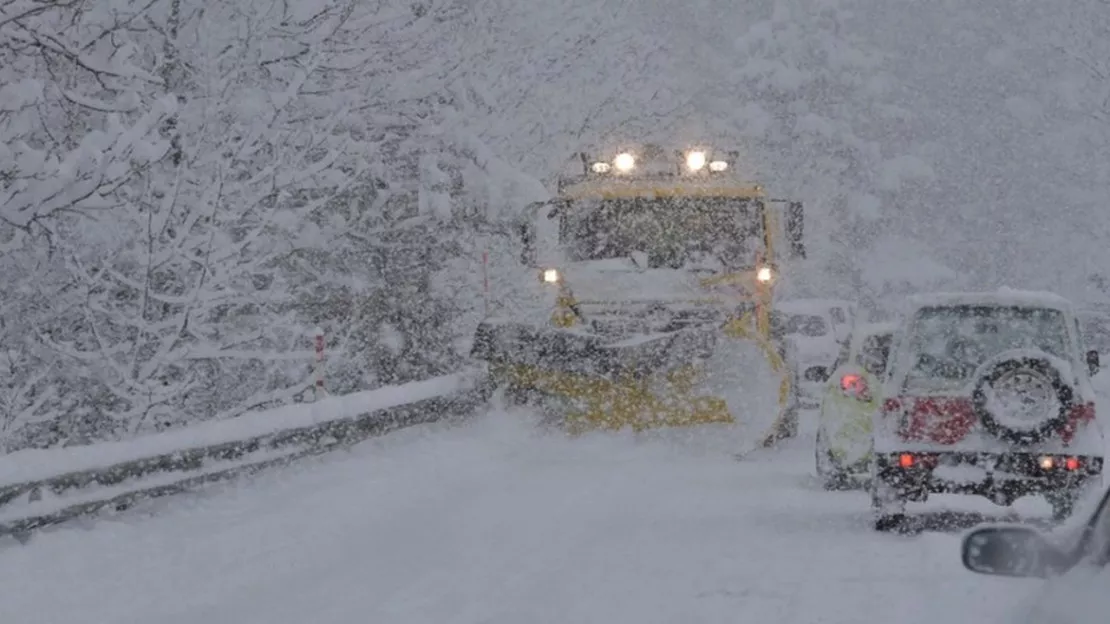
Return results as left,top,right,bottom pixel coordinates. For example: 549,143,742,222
756,266,773,283
686,150,707,171
541,268,560,283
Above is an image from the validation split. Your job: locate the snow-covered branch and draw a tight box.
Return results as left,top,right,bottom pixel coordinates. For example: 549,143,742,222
0,0,174,229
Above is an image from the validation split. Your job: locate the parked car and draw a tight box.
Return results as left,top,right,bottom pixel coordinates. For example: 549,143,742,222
815,322,896,490
870,290,1105,531
775,298,857,407
960,484,1110,623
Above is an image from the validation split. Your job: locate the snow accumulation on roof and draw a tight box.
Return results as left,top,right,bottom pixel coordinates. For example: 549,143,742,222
904,288,1076,313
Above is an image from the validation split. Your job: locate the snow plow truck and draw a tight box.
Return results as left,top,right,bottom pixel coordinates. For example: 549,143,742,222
470,143,808,442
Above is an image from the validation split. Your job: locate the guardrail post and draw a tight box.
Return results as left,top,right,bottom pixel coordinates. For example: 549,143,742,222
313,326,327,400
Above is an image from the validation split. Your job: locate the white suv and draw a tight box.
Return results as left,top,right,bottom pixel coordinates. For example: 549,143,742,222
870,290,1105,531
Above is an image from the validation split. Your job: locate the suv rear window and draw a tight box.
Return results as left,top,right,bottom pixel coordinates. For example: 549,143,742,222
904,305,1070,390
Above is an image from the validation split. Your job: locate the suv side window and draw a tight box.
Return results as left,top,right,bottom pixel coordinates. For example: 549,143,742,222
883,327,905,384
829,341,851,373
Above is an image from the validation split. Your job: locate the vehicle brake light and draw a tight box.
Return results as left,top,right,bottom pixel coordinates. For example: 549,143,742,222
899,453,915,468
882,398,902,416
1066,457,1081,471
840,373,871,401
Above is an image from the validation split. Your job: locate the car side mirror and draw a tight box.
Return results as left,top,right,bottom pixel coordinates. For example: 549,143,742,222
786,201,805,259
961,526,1065,579
1087,349,1100,376
519,223,537,267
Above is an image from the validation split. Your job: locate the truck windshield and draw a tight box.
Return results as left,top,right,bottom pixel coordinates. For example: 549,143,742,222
784,314,829,337
560,196,765,269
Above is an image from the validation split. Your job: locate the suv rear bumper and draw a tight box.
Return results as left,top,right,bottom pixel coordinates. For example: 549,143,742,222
874,451,1103,502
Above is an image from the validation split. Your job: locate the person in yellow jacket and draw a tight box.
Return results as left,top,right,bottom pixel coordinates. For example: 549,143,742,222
815,322,895,490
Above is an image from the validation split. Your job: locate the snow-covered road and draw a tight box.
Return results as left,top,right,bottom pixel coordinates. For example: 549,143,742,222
0,411,1042,624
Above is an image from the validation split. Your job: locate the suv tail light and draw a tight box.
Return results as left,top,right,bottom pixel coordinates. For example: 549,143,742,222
1061,401,1097,443
1039,455,1084,471
881,398,902,417
840,373,871,401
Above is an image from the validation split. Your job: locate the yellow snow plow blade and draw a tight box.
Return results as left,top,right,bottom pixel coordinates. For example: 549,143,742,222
492,361,733,434
473,313,794,439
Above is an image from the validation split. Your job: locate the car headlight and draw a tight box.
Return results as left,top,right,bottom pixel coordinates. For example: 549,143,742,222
541,268,560,283
756,266,773,283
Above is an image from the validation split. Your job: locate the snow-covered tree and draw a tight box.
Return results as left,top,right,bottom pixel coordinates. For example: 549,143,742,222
0,0,550,446
0,0,178,446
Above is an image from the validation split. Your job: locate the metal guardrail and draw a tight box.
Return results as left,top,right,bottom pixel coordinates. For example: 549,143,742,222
0,379,492,542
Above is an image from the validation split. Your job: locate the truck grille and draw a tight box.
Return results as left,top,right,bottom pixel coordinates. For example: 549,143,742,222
578,302,723,338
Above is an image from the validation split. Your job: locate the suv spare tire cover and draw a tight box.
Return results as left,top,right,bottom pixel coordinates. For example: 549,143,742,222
971,351,1075,446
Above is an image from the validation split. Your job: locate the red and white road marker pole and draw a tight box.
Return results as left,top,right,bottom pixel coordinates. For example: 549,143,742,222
313,326,327,400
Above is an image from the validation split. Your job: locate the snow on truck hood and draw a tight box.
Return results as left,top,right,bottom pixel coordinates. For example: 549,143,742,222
558,258,715,304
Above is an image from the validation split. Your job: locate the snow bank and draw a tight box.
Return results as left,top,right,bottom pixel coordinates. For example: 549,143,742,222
0,368,486,488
